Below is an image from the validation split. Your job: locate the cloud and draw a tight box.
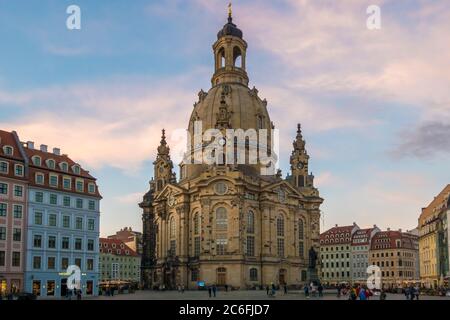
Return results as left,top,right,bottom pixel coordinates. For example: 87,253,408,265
116,192,144,204
391,121,450,159
0,73,207,174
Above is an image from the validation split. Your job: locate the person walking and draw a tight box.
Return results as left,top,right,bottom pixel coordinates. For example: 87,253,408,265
318,284,323,297
225,284,228,292
303,284,310,299
337,285,341,298
359,288,367,300
380,290,387,300
76,289,82,300
212,285,217,297
414,285,419,300
266,285,270,296
349,287,357,300
283,284,288,295
208,286,212,298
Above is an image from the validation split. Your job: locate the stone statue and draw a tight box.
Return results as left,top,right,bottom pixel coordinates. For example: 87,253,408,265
308,246,317,269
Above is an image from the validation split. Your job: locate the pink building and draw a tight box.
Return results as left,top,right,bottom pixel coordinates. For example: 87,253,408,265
0,130,28,294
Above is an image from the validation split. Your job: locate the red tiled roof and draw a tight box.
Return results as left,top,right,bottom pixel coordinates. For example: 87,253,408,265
320,225,355,245
99,238,139,257
351,228,374,246
370,231,417,250
0,130,25,161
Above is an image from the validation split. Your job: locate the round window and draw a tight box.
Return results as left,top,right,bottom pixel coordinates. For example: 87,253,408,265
214,182,228,195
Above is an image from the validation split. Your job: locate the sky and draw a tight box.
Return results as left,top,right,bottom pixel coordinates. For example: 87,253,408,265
0,0,449,236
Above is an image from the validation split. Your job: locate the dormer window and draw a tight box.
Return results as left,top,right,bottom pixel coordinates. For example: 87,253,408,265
60,162,69,172
125,250,129,255
112,243,116,249
46,159,56,169
32,156,41,166
72,165,81,175
3,145,13,156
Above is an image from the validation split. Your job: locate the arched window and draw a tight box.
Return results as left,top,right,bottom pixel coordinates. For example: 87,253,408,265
32,156,41,166
298,219,304,240
216,207,228,231
170,217,176,239
247,211,255,234
249,268,258,281
276,216,284,237
218,47,225,68
47,159,56,169
277,215,285,257
233,46,242,68
193,213,200,235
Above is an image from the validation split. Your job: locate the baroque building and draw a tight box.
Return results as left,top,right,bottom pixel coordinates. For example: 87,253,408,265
140,11,323,290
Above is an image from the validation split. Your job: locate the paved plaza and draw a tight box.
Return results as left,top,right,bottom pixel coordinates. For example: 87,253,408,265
86,290,450,301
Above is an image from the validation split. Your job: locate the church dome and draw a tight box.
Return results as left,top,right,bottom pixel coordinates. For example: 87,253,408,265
217,17,243,39
188,84,272,134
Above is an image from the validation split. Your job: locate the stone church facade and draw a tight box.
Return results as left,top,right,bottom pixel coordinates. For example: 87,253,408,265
140,12,323,290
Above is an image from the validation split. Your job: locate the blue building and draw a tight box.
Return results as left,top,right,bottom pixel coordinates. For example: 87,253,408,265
23,143,101,298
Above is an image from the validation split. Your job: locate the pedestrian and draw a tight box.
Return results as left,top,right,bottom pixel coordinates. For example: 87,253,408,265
266,285,270,296
212,285,217,297
284,284,288,295
208,286,212,298
380,290,387,300
303,284,310,299
318,284,323,297
337,285,341,298
77,289,82,300
359,288,367,300
414,285,419,300
349,287,357,300
181,285,185,293
404,286,409,300
271,283,276,297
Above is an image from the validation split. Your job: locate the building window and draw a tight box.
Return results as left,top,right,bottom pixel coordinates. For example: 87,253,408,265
88,200,95,211
0,203,6,217
191,269,199,282
214,182,228,195
216,207,228,231
299,241,304,258
63,196,71,207
0,161,8,173
88,219,95,231
14,185,23,197
62,178,71,191
216,235,228,255
13,228,21,242
0,183,8,195
49,175,58,187
47,159,56,169
246,236,255,256
74,258,81,268
75,238,82,250
61,257,69,270
62,237,70,250
75,217,83,230
48,236,56,249
35,173,44,185
11,252,20,267
49,194,58,205
170,239,176,255
60,162,68,172
15,164,24,177
170,217,176,239
87,239,94,251
73,165,81,175
88,183,96,194
249,268,258,281
87,259,94,271
0,227,6,240
33,256,42,269
0,251,5,266
3,146,13,156
62,216,70,228
299,219,304,239
47,257,56,270
13,204,23,219
32,156,41,166
277,216,285,237
35,191,43,203
194,237,201,256
48,213,57,226
193,213,200,235
34,211,43,225
33,235,42,248
76,198,83,209
277,238,285,257
247,211,255,234
76,180,84,192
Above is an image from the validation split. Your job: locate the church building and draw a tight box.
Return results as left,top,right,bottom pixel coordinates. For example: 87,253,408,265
140,9,323,290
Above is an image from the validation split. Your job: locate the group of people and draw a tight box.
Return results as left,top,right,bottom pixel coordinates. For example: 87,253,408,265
65,289,83,300
303,282,324,298
265,283,290,297
207,285,218,297
404,285,420,300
